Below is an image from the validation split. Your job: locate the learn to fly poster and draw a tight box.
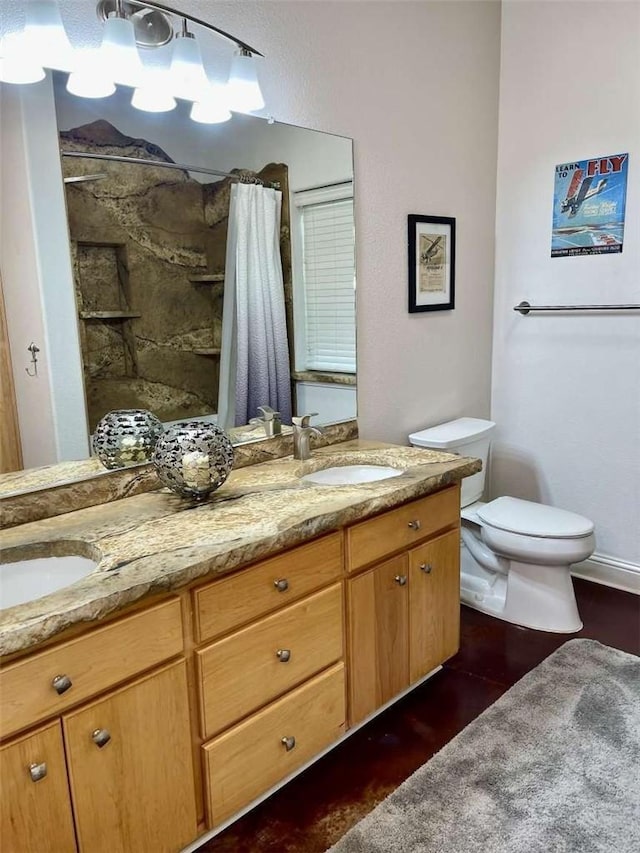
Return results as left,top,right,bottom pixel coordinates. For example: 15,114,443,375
551,153,628,257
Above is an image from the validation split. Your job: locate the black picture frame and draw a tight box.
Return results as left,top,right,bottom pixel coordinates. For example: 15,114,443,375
408,214,456,312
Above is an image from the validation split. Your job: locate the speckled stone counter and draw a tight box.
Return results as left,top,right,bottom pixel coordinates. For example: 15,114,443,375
0,441,480,657
0,420,356,528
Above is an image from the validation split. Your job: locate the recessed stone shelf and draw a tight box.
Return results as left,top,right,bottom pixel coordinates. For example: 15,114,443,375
79,311,142,320
189,275,225,284
192,348,222,357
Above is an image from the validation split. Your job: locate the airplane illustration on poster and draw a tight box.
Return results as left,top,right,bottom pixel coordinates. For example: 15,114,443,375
551,153,629,257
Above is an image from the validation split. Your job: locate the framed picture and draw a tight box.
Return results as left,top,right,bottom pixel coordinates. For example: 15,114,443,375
408,214,456,312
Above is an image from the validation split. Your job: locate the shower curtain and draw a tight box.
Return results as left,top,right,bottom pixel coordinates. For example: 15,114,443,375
218,182,292,430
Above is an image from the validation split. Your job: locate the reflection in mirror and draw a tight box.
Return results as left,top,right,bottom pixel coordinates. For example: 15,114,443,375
52,72,357,443
0,71,357,492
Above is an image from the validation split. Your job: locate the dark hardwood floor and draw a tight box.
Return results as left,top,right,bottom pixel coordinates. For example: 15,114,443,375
196,578,640,853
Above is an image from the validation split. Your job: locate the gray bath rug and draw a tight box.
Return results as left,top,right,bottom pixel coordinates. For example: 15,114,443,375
328,640,640,853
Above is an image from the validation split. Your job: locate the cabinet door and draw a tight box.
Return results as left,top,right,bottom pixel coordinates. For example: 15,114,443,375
0,720,76,853
63,660,197,853
347,554,410,726
408,528,460,682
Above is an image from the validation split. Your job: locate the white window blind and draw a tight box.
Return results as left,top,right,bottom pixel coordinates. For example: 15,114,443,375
296,189,356,373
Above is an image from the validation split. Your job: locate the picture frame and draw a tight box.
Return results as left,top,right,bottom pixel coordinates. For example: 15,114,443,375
408,214,456,312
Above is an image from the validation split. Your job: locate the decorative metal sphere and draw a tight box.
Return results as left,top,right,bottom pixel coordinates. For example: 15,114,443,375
92,409,164,470
152,420,235,501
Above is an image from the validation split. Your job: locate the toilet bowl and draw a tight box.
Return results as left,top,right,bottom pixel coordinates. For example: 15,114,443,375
409,418,595,633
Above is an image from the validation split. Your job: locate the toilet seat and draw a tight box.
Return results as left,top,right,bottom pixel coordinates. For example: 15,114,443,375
476,496,594,540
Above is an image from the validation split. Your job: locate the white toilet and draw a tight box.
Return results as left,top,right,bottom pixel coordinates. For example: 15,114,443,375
409,417,595,633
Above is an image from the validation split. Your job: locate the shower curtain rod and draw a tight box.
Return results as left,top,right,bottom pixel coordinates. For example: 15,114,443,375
514,301,640,315
61,151,279,187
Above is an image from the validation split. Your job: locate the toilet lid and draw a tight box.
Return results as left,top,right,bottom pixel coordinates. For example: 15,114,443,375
477,497,595,539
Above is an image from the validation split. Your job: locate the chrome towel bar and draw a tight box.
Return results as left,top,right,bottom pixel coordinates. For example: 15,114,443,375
514,301,640,315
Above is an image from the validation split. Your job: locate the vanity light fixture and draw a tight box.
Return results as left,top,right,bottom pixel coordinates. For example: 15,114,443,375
98,1,145,88
168,19,210,102
0,0,266,122
131,67,177,113
66,49,116,99
0,29,46,84
190,84,232,125
227,47,265,113
23,0,75,72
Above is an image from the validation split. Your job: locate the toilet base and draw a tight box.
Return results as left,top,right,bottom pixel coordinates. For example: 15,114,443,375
460,546,583,633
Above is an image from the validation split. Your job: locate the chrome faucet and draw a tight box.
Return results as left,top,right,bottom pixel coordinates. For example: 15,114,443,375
292,414,322,461
249,405,282,438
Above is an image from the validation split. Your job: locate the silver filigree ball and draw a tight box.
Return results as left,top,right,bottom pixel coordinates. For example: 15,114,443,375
152,421,235,501
92,409,164,470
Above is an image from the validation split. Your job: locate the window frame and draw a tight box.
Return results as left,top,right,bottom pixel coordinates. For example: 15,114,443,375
291,181,356,375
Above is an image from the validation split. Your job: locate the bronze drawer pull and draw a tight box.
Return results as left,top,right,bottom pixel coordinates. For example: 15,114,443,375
281,736,296,752
92,728,111,748
274,578,289,592
52,674,72,695
29,762,47,782
408,520,421,531
276,649,291,662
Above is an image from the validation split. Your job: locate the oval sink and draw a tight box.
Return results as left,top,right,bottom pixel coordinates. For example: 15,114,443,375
0,555,98,610
301,465,404,486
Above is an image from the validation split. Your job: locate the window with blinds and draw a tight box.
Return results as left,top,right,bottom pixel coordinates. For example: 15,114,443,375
294,184,356,374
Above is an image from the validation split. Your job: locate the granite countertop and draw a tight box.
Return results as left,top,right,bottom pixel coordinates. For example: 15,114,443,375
0,441,481,657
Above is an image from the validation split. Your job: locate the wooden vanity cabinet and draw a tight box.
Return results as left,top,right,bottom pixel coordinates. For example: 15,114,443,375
408,529,461,682
347,554,411,724
63,660,197,853
346,486,461,726
1,483,463,850
0,599,197,853
1,721,77,853
192,532,346,829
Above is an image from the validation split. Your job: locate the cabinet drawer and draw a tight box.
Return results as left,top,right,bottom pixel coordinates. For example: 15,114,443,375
345,485,460,573
0,598,183,740
203,662,346,827
193,532,342,643
196,584,343,738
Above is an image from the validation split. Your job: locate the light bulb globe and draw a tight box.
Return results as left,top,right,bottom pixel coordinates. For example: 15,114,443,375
0,31,46,84
25,0,75,72
99,15,144,88
226,50,264,113
66,50,116,99
132,85,177,113
169,31,210,102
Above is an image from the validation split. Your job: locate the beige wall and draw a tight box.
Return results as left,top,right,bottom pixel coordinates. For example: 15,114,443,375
215,0,501,444
1,0,501,458
491,1,640,568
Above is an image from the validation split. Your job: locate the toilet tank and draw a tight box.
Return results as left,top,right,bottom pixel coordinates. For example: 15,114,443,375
408,417,496,508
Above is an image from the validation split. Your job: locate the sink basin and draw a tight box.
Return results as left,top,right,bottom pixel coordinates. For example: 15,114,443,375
0,555,98,610
301,465,404,486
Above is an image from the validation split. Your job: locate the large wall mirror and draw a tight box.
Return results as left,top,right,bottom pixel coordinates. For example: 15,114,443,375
0,70,356,488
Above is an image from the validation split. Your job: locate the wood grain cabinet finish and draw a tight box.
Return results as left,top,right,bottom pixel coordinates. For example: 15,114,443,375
0,597,183,740
196,583,343,738
63,660,197,853
347,555,410,725
408,529,461,682
345,484,459,573
193,532,343,643
0,483,462,850
347,495,460,726
0,721,76,853
203,662,346,827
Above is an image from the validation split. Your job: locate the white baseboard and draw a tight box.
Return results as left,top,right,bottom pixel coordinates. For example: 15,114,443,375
572,553,640,595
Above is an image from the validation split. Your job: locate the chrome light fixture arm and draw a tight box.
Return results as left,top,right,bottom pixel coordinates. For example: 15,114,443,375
97,0,263,56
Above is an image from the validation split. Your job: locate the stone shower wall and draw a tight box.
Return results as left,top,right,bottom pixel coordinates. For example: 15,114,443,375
60,120,291,432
